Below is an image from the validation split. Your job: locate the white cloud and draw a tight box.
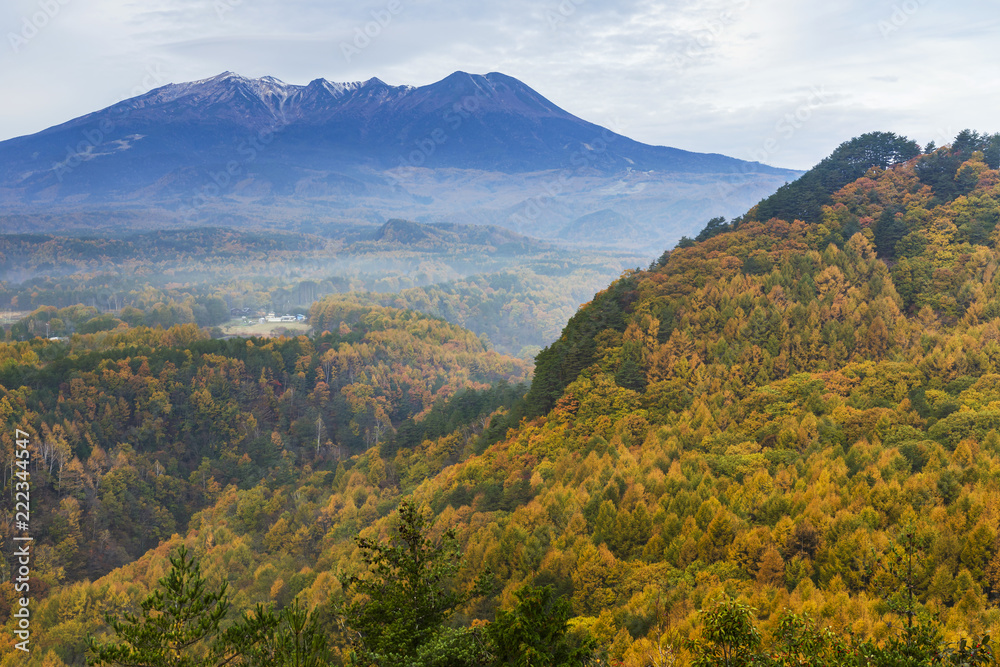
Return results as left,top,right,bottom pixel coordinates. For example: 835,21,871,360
1,0,997,169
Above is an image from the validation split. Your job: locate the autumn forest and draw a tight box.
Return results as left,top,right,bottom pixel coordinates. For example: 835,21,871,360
4,130,1000,665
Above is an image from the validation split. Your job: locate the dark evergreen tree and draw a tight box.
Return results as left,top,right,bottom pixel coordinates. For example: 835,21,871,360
523,277,637,417
88,546,235,667
916,129,1000,203
336,500,490,666
648,249,671,270
615,341,646,391
88,546,328,667
748,131,921,224
695,216,730,243
873,207,908,258
487,585,596,667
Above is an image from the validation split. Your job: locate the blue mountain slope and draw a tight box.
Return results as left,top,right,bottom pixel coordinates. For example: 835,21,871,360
0,71,795,204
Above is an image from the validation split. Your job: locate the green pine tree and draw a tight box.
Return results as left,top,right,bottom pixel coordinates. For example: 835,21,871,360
88,546,328,667
336,499,490,666
487,584,595,667
88,546,236,667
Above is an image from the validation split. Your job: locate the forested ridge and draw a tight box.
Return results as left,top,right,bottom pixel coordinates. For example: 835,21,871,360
0,302,528,588
5,131,1000,665
1,223,639,356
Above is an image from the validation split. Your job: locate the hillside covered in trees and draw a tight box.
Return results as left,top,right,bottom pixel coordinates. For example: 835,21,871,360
1,223,641,356
5,130,1000,665
0,302,528,586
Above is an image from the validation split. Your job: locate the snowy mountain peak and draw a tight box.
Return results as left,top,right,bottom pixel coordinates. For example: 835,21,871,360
195,71,239,83
0,69,801,222
97,71,578,129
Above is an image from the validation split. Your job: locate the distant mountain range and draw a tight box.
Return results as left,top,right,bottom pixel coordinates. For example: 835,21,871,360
0,71,802,250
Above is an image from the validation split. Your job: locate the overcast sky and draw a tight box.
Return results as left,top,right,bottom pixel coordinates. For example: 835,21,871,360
1,0,997,170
